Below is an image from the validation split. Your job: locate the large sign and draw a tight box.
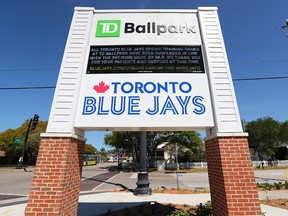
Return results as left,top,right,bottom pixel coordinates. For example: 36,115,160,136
73,11,214,131
46,8,243,135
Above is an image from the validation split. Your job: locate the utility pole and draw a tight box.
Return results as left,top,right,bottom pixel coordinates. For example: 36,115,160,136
16,114,39,169
175,142,179,190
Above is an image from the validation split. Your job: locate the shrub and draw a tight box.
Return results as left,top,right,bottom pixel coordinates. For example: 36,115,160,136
284,181,288,189
170,209,190,216
196,201,212,216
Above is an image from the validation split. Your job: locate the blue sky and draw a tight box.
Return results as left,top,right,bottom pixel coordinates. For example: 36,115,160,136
0,0,287,150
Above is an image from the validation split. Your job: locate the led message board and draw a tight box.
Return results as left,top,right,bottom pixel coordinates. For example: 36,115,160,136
86,45,205,73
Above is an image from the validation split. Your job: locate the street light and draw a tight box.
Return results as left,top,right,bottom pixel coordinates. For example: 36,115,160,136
134,131,152,196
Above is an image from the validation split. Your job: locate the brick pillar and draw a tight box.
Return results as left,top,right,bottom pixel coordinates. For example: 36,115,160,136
25,136,85,216
205,136,262,216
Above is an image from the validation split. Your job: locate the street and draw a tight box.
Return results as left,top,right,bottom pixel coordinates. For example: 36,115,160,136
0,163,287,200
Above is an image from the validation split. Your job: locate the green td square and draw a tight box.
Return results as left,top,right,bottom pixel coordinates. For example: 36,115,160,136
96,20,121,37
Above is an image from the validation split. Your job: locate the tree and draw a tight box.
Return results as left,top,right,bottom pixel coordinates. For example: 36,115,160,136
104,131,204,166
104,131,140,162
279,121,288,143
276,121,288,159
25,132,40,165
24,120,47,165
0,120,47,165
146,132,167,166
84,144,97,155
0,129,19,164
182,132,206,162
246,117,281,156
97,147,107,161
162,131,204,163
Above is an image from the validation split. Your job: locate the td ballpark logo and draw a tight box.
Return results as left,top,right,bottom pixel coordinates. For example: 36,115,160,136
82,80,206,116
95,20,196,37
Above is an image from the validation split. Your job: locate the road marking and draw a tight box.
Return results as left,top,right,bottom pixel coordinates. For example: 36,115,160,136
130,173,137,179
92,173,120,190
81,172,106,181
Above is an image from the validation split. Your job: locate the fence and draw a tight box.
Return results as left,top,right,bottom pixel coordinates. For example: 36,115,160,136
122,160,288,171
164,160,288,170
165,161,207,170
252,160,288,168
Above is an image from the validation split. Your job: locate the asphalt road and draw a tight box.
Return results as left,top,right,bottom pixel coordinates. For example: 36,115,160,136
0,163,287,200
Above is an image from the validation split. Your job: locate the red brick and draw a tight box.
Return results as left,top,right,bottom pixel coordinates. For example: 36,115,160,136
25,136,85,215
206,136,261,216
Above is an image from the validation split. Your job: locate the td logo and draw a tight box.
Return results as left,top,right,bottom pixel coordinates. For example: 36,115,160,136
96,20,121,37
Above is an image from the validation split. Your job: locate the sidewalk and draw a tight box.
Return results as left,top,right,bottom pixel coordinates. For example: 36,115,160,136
1,191,288,216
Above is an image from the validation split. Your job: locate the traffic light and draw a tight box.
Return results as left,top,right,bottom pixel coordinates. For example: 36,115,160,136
30,114,39,130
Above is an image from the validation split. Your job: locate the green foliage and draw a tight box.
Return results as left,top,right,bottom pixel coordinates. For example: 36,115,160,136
196,201,212,216
105,131,141,161
97,147,110,161
279,121,288,143
285,181,288,189
164,131,205,163
0,129,20,156
257,182,273,190
274,182,282,190
266,148,275,157
256,181,287,190
26,132,41,164
246,117,285,156
0,120,47,165
84,143,97,154
170,208,190,216
104,131,205,166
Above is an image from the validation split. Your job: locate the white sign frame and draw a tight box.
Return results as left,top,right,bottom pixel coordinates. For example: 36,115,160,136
46,7,243,137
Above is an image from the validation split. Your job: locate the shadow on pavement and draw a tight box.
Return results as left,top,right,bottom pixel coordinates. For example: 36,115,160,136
0,195,26,201
78,201,181,216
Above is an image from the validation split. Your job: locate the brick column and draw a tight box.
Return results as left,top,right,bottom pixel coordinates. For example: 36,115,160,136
205,135,262,216
25,135,85,216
